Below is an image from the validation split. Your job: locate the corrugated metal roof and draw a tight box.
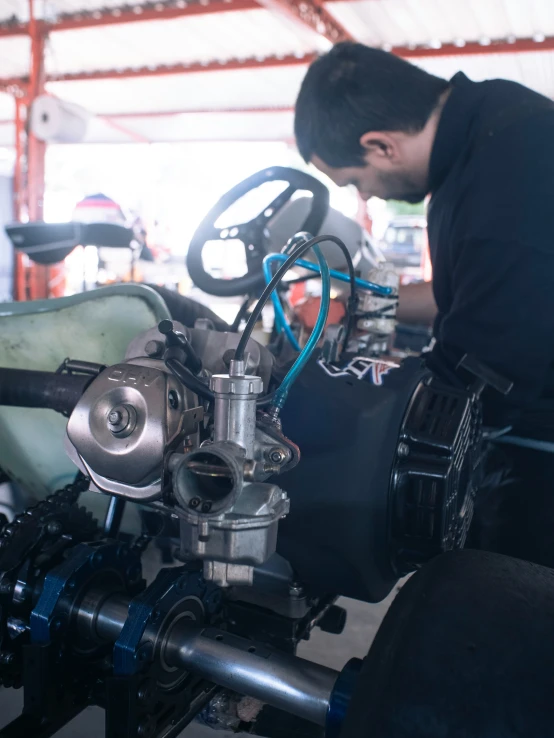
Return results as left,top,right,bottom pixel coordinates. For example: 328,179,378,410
0,0,26,24
47,64,306,113
0,0,160,24
0,36,30,78
327,0,554,47
44,10,326,76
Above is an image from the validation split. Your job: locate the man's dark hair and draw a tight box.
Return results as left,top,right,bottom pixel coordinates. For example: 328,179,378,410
295,42,449,168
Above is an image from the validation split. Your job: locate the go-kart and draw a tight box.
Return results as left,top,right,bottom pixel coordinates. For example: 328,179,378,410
0,170,552,738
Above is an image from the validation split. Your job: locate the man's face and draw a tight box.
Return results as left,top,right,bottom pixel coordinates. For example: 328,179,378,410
311,154,427,204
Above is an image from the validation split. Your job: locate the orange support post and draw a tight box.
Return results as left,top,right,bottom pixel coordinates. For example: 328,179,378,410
12,1,65,301
27,0,49,300
13,96,28,300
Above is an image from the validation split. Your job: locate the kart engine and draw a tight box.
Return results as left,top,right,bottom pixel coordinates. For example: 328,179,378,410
65,320,297,588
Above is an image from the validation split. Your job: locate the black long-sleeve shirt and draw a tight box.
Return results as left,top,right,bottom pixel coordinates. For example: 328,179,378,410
425,72,554,435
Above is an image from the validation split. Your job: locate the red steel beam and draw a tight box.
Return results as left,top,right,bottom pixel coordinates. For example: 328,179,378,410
46,53,316,82
1,35,553,90
392,35,554,58
0,22,28,38
255,0,353,43
104,106,293,117
41,34,554,84
0,0,258,37
51,0,259,30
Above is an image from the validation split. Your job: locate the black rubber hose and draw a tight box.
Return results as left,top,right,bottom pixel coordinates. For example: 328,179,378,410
0,368,93,415
165,358,215,401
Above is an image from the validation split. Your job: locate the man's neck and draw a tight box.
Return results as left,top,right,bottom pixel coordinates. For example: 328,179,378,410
418,87,453,194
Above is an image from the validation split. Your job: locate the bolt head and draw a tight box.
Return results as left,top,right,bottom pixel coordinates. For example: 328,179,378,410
268,447,286,464
137,718,155,738
47,520,62,536
397,442,410,458
137,683,152,703
289,582,304,598
145,339,164,358
0,652,15,665
107,404,136,436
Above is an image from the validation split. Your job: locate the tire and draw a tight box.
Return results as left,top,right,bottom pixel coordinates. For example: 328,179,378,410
341,549,554,738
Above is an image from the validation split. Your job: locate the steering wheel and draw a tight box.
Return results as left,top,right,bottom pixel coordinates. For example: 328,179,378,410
186,166,329,297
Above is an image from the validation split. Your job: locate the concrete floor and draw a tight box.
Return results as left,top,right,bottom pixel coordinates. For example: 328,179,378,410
0,589,401,737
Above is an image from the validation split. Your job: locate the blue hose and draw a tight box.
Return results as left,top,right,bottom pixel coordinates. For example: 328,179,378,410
272,245,331,411
263,253,394,296
262,257,301,351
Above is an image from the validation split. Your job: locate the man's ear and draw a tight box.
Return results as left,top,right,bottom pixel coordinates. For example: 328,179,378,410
359,132,399,161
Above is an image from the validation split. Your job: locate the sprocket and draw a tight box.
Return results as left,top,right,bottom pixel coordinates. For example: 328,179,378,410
0,476,99,687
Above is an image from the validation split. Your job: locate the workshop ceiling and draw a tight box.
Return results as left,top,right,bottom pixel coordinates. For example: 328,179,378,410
0,0,552,145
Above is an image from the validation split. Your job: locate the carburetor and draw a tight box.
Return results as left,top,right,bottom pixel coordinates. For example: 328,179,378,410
172,358,293,587
65,321,298,588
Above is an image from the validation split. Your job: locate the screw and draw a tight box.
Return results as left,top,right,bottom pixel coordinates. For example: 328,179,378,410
107,404,134,435
137,718,155,738
0,652,14,666
189,498,200,509
268,448,286,465
222,349,235,368
47,520,62,536
52,618,63,632
397,442,410,458
136,644,152,664
289,582,304,598
0,582,13,596
137,683,152,703
201,502,212,514
168,390,179,410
